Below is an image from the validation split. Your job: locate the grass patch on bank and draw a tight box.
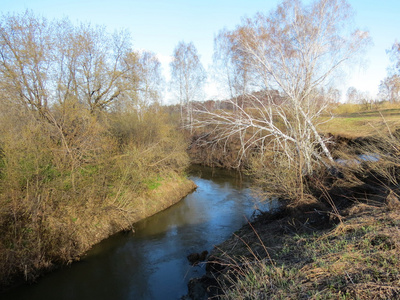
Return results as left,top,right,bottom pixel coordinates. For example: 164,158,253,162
145,175,164,190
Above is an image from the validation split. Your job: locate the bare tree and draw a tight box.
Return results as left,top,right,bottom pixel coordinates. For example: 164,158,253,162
213,29,254,101
117,50,165,119
359,91,374,110
346,86,359,103
135,51,165,109
194,0,370,176
379,75,400,103
388,41,400,74
379,41,400,103
0,11,137,172
0,11,53,115
326,87,342,103
65,24,132,112
0,12,134,113
170,41,206,127
0,11,78,157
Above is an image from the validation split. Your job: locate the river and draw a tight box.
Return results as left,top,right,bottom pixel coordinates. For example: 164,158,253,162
2,166,277,300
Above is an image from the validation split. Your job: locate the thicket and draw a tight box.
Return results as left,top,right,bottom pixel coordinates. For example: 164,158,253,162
199,126,400,299
0,12,189,287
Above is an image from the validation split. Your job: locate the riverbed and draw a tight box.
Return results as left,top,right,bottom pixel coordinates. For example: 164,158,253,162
2,166,276,300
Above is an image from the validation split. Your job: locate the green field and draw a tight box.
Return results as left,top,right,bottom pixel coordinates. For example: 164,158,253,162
320,104,400,138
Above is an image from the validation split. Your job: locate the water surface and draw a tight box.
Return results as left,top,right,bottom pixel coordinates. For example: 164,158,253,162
3,166,276,300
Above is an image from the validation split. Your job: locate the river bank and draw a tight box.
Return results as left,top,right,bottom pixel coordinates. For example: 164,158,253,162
184,174,400,299
66,173,198,256
0,173,196,292
1,166,266,300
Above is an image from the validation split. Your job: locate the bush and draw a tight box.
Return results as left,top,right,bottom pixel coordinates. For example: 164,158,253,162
0,101,190,286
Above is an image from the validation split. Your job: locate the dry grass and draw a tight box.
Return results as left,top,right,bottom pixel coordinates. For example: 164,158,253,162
212,203,400,300
319,102,400,138
319,115,400,138
204,126,400,299
0,106,192,290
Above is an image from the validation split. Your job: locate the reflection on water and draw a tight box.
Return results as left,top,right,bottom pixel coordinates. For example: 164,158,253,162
2,166,276,300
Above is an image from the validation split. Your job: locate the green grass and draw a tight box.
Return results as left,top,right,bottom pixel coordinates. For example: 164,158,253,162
319,106,400,138
144,176,164,190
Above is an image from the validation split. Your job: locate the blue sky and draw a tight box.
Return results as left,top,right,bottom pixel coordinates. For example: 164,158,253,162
2,0,400,102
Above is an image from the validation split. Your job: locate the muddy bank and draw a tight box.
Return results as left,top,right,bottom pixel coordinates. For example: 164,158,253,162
0,175,196,292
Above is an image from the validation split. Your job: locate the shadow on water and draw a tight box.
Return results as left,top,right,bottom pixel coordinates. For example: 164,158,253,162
2,166,277,300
